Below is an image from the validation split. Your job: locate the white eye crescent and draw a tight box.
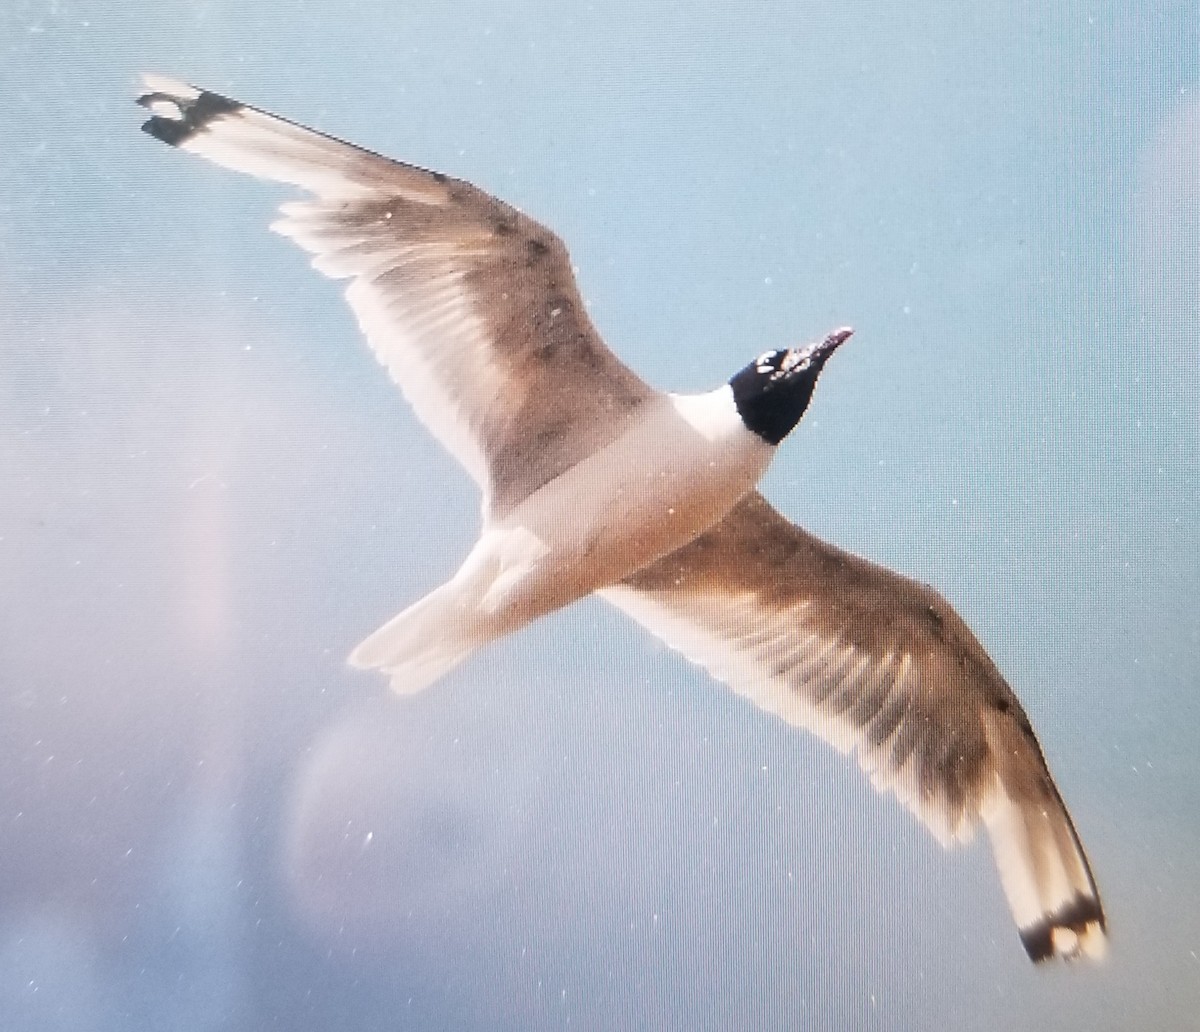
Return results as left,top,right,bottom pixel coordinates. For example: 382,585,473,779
755,350,782,374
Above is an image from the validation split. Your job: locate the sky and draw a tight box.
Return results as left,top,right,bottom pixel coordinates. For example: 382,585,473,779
1,1,1198,1029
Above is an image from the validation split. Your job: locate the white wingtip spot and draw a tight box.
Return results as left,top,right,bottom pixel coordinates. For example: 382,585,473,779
145,97,186,119
1047,920,1108,962
1051,926,1080,957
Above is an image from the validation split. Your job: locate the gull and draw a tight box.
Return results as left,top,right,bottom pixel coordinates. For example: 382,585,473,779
135,74,1106,962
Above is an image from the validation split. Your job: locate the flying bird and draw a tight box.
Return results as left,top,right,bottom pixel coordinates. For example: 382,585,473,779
135,74,1106,963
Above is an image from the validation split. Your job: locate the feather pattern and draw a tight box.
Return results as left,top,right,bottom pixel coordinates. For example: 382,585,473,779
603,491,1106,961
137,75,654,517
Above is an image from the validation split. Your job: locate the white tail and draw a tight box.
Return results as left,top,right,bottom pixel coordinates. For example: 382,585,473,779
348,583,483,695
346,526,548,694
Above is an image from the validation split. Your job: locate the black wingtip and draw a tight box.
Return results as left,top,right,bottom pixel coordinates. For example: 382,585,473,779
140,113,193,146
137,88,242,148
1020,925,1057,963
1019,895,1108,963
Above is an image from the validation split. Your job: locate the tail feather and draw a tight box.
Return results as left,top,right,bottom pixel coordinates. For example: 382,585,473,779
347,528,542,695
348,584,481,695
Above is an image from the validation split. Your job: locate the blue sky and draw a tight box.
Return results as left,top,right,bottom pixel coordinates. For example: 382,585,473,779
1,2,1197,1029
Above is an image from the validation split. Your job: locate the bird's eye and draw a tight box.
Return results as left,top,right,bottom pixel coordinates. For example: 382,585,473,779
755,351,781,374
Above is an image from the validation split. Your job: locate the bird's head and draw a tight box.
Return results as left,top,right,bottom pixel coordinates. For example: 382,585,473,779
729,326,852,445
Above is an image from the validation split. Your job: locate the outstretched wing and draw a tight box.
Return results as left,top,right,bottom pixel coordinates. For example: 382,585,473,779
137,75,656,518
601,491,1106,962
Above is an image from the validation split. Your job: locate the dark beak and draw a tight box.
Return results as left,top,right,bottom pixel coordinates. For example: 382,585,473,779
815,326,854,359
782,326,853,371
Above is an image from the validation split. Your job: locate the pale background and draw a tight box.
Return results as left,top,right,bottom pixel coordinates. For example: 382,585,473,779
1,2,1197,1029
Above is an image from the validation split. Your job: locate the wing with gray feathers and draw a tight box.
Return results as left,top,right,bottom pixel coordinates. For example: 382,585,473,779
136,75,655,518
601,491,1106,962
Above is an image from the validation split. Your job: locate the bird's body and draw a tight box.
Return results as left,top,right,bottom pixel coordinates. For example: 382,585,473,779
505,388,774,599
355,385,776,690
135,75,1107,963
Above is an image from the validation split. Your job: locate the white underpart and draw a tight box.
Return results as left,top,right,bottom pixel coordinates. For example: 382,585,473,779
351,391,774,693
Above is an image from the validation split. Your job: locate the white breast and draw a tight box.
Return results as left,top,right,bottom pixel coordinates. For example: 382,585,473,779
492,388,775,615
